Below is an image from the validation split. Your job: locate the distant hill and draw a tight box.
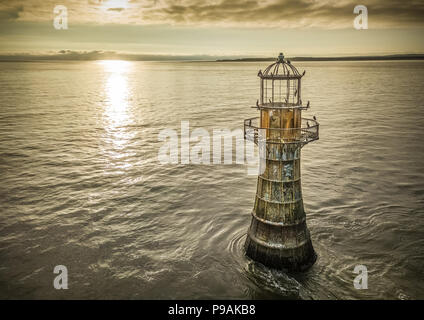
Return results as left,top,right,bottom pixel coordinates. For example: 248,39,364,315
216,54,424,62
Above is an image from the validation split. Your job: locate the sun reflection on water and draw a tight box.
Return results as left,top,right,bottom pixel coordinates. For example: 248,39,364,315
98,60,135,163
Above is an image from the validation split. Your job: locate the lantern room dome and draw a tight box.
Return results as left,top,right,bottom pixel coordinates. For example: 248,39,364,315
258,53,303,79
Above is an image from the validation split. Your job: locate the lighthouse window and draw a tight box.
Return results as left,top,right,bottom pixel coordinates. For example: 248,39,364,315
264,79,274,104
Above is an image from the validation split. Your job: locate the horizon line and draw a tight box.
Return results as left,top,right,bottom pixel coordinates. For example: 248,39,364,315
0,53,423,62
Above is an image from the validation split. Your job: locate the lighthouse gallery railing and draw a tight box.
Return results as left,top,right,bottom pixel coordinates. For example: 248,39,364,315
244,117,319,146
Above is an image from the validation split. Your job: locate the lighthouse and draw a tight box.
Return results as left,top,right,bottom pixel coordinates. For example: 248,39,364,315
243,53,319,271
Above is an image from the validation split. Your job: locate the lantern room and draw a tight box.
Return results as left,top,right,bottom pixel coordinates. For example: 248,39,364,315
259,52,304,107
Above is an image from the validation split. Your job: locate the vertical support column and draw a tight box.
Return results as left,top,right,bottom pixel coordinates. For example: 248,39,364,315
297,78,301,105
260,79,264,105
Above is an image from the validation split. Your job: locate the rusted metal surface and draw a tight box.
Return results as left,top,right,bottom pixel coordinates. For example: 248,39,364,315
244,53,319,271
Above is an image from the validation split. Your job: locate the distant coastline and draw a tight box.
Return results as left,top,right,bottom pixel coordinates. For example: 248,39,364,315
0,53,424,62
216,54,424,62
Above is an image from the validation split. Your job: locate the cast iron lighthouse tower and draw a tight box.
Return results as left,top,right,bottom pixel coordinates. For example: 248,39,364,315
243,53,319,271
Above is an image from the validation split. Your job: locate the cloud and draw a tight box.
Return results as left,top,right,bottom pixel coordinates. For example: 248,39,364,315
107,8,125,12
0,0,423,28
0,5,23,21
138,0,424,28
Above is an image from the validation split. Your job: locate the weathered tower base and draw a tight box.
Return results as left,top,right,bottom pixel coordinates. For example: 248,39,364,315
243,143,317,272
245,224,316,272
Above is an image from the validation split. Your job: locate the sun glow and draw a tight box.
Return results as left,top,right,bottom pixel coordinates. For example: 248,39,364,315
98,60,131,74
102,0,131,10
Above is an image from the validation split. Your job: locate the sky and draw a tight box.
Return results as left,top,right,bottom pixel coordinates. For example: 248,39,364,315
0,0,424,59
